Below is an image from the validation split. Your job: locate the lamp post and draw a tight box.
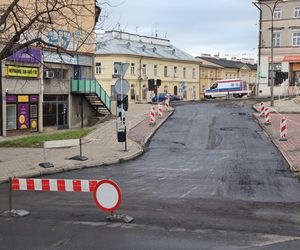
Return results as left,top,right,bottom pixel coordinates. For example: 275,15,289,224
253,0,287,106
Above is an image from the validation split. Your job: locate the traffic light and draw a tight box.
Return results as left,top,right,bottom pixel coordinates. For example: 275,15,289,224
117,94,128,111
148,79,155,90
156,79,161,87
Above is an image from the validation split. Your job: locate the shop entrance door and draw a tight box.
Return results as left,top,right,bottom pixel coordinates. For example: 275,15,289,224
57,103,68,129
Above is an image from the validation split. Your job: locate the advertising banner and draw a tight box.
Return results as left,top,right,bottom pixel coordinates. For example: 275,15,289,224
6,66,39,78
18,104,29,129
7,48,41,63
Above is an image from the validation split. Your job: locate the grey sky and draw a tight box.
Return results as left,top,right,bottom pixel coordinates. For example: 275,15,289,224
102,0,259,59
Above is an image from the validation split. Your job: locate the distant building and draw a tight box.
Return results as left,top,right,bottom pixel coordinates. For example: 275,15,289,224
197,56,257,94
257,0,300,96
94,30,201,102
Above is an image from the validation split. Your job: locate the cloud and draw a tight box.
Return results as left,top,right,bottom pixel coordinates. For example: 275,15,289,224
103,0,259,58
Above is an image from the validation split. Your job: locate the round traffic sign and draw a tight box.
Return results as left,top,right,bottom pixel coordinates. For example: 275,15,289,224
115,79,130,95
93,180,122,212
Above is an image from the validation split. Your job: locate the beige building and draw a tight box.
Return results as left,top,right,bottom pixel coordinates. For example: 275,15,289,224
257,0,300,96
197,56,257,94
94,30,201,103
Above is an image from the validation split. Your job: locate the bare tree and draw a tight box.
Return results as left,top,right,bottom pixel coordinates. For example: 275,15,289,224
0,0,103,60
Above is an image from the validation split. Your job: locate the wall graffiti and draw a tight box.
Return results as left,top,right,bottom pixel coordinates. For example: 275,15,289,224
47,30,71,49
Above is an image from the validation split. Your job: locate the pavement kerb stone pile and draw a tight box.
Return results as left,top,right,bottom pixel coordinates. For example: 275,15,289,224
253,97,300,176
0,103,174,183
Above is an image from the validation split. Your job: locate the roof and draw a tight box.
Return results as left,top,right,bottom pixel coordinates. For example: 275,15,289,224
95,30,198,63
197,56,257,70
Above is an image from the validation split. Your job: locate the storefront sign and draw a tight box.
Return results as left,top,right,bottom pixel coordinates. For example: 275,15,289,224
6,65,39,78
282,56,300,62
18,104,29,129
18,95,29,103
30,95,38,102
7,48,41,63
6,95,17,103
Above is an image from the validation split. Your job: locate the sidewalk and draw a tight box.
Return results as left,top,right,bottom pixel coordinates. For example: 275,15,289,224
0,103,174,183
253,96,300,175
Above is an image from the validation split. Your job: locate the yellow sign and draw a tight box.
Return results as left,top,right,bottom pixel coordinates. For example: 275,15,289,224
6,65,39,78
18,95,29,102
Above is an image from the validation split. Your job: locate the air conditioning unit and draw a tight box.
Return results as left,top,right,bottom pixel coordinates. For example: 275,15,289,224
44,70,54,79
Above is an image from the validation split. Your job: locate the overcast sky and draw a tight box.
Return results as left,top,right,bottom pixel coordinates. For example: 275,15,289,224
101,0,259,59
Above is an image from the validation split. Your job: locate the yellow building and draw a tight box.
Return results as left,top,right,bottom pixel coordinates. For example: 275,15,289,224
95,30,201,102
197,56,257,95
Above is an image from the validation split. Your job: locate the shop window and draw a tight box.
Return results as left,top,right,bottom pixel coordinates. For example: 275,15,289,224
268,63,282,86
6,104,16,130
43,103,57,126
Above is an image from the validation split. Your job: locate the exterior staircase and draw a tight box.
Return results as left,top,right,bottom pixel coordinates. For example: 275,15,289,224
71,79,112,115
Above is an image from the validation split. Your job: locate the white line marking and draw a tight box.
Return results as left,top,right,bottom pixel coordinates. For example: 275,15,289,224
179,186,198,199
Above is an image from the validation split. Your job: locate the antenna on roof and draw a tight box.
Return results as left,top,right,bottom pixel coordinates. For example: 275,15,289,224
155,23,158,38
136,26,139,34
165,32,167,38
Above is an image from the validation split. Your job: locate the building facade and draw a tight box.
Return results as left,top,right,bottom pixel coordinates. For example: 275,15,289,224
0,1,110,136
197,56,257,94
257,0,300,96
94,30,201,103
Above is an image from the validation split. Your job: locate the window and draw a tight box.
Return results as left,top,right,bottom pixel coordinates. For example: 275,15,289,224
192,68,196,79
131,63,135,75
95,62,101,74
6,104,16,130
114,62,118,74
183,67,186,78
174,66,177,77
154,65,158,77
268,63,282,86
273,32,280,47
50,68,68,79
293,32,300,46
164,66,168,77
209,70,213,78
142,64,147,75
273,8,282,19
295,7,300,18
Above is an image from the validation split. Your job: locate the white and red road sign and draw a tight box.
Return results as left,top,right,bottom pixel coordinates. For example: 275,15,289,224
11,178,122,212
93,180,122,212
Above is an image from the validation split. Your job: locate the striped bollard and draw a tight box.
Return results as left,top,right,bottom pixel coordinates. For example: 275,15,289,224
279,117,288,141
158,102,163,117
264,107,271,126
150,105,156,125
165,98,169,112
260,102,265,117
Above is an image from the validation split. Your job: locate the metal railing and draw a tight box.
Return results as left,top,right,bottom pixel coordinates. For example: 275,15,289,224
71,79,111,111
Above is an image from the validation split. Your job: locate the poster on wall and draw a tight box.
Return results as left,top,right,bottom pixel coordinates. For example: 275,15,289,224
18,104,29,129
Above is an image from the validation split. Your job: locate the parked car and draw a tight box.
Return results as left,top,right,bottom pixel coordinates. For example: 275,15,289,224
151,93,169,103
169,95,183,101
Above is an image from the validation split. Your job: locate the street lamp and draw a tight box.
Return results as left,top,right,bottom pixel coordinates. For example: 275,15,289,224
253,0,287,106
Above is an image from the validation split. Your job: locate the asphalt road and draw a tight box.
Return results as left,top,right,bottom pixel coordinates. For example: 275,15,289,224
1,99,300,250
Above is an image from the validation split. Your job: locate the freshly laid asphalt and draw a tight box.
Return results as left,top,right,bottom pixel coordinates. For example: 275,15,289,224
1,99,300,249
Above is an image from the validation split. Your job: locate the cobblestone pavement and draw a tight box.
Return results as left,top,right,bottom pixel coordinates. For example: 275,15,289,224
0,103,173,183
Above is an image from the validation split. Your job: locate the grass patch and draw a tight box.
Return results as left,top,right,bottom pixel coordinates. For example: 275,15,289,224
0,128,94,148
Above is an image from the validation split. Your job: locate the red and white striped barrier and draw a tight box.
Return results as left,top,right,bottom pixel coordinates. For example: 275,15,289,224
12,178,99,192
264,107,271,125
165,98,170,112
150,105,156,124
3,178,124,216
280,117,288,141
158,102,163,117
260,102,265,117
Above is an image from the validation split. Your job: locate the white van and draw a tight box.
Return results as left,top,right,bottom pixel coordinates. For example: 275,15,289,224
205,79,249,99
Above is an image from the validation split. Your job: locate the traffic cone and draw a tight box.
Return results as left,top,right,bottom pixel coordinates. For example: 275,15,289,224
264,107,271,126
279,117,288,141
